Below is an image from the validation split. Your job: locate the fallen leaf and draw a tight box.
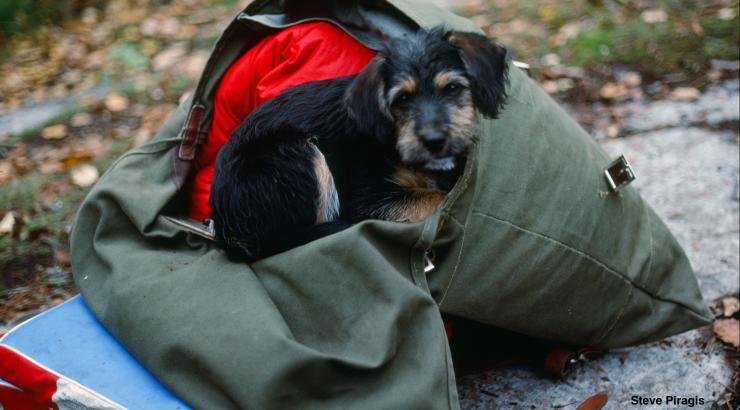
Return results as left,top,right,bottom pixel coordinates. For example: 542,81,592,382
70,164,99,187
0,211,17,235
39,161,64,175
104,93,129,112
621,72,642,88
690,20,704,36
0,161,12,185
718,7,737,20
721,297,740,317
599,82,629,100
70,112,93,127
541,53,561,67
641,9,668,24
152,43,189,71
670,87,700,101
54,249,71,265
133,129,152,147
183,51,209,79
713,318,740,348
606,125,620,138
577,392,608,410
541,80,559,94
42,124,68,140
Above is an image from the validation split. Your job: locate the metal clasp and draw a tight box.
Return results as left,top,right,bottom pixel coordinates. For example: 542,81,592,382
604,155,636,192
513,60,531,77
424,250,436,273
164,216,216,241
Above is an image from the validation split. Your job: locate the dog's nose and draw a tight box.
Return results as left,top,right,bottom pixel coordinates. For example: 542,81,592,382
421,131,446,153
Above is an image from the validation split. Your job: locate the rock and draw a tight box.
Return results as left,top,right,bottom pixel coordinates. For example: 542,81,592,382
0,85,110,137
619,80,740,133
70,164,99,187
104,92,129,112
669,87,700,101
641,8,668,23
41,124,67,140
459,330,730,408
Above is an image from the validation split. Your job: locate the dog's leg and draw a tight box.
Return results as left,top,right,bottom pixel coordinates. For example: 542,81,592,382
349,186,446,223
391,189,447,223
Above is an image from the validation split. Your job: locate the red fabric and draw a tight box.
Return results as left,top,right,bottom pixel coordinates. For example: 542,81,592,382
0,345,59,410
187,22,376,221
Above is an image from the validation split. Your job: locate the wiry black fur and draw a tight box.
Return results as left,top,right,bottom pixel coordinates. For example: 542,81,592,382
210,27,508,261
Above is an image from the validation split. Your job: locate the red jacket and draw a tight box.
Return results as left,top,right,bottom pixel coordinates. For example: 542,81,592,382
188,22,376,221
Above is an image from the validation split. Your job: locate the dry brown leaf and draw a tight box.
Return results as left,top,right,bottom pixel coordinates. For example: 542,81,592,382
104,92,129,112
606,125,620,138
713,318,740,348
577,392,608,410
70,164,99,187
541,53,561,67
622,72,642,88
0,211,17,235
599,82,628,100
70,112,93,127
718,7,736,20
54,249,71,266
0,161,13,185
61,151,92,170
721,297,740,317
641,9,668,24
152,43,189,71
670,87,700,101
183,51,209,79
39,161,64,175
42,124,68,140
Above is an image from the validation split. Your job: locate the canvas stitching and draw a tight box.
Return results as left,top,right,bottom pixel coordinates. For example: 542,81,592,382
438,214,468,308
471,211,709,317
644,208,655,289
436,139,478,308
595,283,634,344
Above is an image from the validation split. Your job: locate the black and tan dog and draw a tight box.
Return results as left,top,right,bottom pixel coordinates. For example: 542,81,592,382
210,28,508,261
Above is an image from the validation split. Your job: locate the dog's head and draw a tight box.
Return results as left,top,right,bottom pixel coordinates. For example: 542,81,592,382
346,28,508,171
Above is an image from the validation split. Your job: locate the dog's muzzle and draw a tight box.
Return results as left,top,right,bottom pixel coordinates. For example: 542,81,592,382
424,156,455,171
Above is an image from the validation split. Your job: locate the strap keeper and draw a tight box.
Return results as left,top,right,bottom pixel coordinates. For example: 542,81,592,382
178,104,207,160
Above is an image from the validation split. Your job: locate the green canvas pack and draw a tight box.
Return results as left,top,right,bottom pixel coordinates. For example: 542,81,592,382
70,1,712,408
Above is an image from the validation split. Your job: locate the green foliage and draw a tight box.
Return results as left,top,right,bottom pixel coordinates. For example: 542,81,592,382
481,0,739,78
0,1,96,40
107,42,150,72
0,177,41,212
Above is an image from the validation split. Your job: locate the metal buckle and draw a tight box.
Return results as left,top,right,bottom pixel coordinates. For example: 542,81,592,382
604,155,636,192
513,60,531,77
424,250,436,273
164,216,216,241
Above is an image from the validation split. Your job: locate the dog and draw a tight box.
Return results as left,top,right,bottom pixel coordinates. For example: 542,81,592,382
210,27,508,261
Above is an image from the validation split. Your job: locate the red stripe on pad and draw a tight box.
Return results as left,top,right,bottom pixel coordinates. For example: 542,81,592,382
0,345,59,410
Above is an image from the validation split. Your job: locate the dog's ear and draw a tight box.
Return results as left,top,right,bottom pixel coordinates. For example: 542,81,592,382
446,31,508,118
346,56,393,140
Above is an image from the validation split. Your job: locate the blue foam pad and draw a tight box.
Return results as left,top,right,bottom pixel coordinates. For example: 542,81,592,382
1,296,190,409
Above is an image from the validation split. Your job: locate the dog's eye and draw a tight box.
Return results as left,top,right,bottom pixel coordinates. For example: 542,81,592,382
393,92,411,106
444,83,462,94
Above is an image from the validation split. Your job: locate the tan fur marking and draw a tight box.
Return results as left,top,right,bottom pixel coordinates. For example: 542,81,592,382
387,76,417,103
400,77,417,94
399,191,447,223
434,71,469,90
395,117,423,163
448,100,477,148
312,146,339,223
391,166,432,189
